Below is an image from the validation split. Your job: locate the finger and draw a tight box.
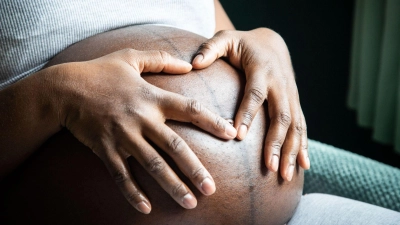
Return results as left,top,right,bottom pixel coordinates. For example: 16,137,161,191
122,49,192,74
192,30,242,69
279,111,303,182
144,123,216,196
234,70,267,140
128,137,197,209
263,90,291,173
102,153,152,214
297,108,310,170
160,91,237,139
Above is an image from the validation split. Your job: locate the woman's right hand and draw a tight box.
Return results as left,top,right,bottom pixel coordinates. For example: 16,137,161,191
49,49,237,214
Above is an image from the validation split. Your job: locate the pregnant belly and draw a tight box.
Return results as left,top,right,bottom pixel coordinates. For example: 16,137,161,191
0,25,303,225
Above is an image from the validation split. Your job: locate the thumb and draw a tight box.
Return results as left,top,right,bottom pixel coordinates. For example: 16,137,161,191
192,31,242,69
126,49,192,74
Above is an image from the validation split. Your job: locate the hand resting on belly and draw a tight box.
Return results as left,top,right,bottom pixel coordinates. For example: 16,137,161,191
0,25,303,225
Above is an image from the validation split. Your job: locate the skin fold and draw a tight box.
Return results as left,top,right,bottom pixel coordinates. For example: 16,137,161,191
0,25,303,225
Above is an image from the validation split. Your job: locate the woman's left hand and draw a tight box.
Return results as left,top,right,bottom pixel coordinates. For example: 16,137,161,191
192,28,309,181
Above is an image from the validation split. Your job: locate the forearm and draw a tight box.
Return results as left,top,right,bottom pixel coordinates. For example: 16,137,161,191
214,0,235,32
0,66,63,179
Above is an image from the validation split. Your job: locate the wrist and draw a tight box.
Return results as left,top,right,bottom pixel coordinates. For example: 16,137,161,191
33,63,77,129
42,61,96,129
0,64,76,177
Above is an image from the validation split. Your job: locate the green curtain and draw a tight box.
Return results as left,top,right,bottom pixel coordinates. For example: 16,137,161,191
348,0,400,154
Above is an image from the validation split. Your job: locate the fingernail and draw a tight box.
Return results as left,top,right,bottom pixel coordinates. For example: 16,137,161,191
306,156,311,169
193,54,204,65
182,194,197,209
225,125,237,139
200,177,216,195
237,125,248,140
286,165,295,181
136,201,151,214
270,155,279,172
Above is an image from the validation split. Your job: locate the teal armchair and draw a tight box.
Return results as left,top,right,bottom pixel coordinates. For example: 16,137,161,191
304,140,400,211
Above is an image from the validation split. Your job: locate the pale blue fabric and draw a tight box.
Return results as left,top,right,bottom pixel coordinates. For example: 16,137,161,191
0,0,215,90
289,194,400,225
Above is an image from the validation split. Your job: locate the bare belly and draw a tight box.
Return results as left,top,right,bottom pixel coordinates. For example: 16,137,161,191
0,25,303,225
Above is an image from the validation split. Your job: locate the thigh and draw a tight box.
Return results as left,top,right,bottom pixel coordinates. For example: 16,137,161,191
288,193,400,225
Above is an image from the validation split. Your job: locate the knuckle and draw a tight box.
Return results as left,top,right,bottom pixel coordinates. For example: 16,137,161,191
190,167,205,180
283,152,297,165
267,48,279,61
124,104,139,117
172,183,187,197
125,190,141,203
146,157,166,175
156,50,171,63
276,111,291,128
248,87,265,105
167,135,185,155
124,104,149,123
241,111,254,126
112,169,130,184
186,99,203,115
139,85,152,97
226,118,234,125
241,45,260,67
293,122,303,136
301,138,309,151
289,153,297,164
145,87,160,101
141,50,171,72
269,141,282,155
213,116,226,132
269,31,286,46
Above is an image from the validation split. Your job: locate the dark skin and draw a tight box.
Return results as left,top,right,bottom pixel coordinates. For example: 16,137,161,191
212,1,309,179
0,25,303,225
0,1,308,214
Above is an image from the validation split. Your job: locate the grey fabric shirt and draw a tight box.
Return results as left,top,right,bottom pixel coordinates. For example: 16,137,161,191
0,0,215,89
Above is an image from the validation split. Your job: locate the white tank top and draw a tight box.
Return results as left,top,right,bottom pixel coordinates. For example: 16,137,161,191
0,0,215,89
